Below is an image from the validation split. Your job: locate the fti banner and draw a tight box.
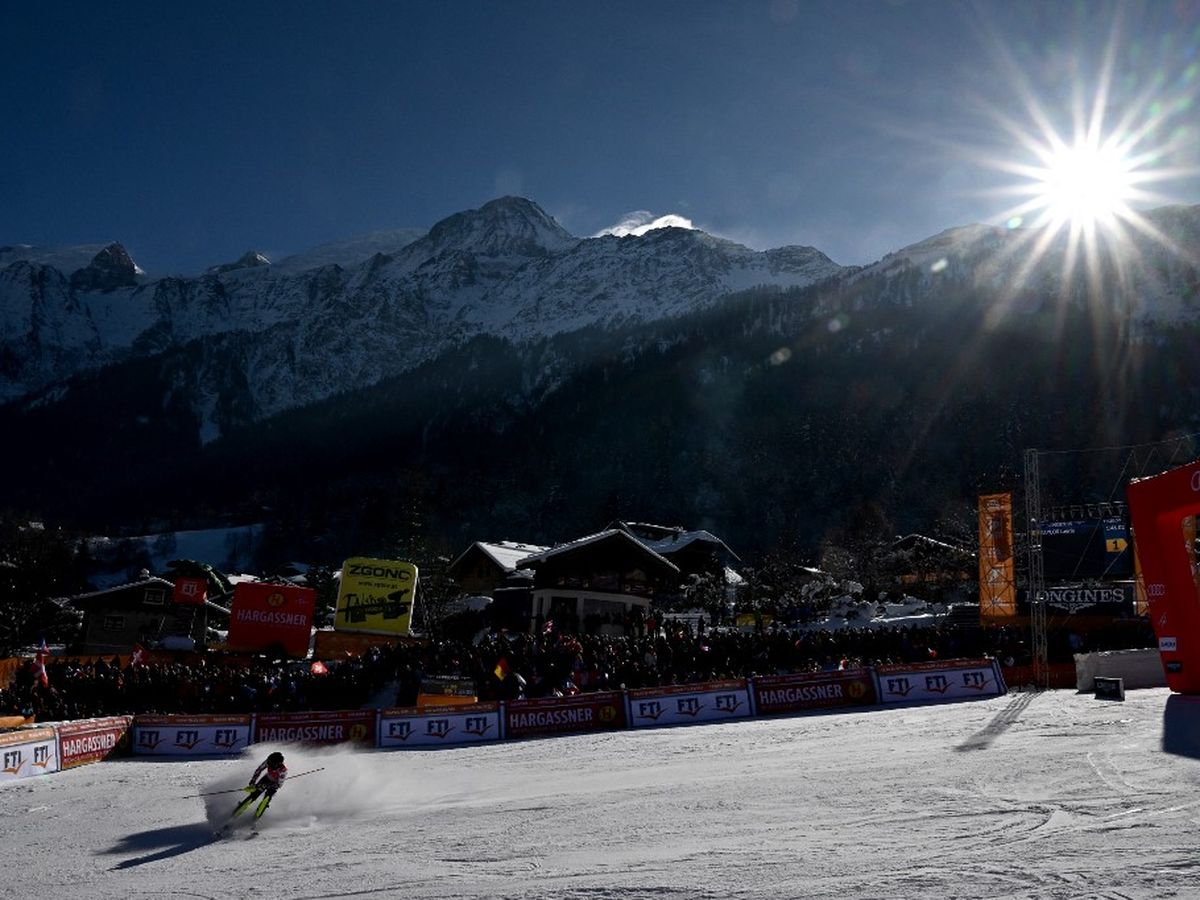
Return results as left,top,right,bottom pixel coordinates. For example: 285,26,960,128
978,493,1017,617
227,582,315,657
0,727,58,781
334,557,418,636
626,679,753,728
173,576,208,606
132,714,253,756
875,659,1006,704
378,702,502,748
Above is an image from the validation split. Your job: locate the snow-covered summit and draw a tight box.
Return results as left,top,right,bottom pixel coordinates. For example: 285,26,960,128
413,196,580,259
207,250,271,275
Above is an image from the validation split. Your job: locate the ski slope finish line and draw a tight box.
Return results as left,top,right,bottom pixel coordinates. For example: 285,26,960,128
3,688,1200,899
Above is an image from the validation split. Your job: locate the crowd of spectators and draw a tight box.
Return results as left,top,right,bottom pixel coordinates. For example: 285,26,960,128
0,614,1156,723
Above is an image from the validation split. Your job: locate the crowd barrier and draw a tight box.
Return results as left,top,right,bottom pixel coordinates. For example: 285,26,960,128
0,658,1006,782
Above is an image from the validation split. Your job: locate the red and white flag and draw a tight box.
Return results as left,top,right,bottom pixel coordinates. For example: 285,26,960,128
130,643,148,667
32,639,49,688
543,619,554,635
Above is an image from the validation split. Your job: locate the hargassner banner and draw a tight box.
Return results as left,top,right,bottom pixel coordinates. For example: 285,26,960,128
254,709,376,745
752,669,877,716
56,716,132,769
0,727,58,782
626,679,753,728
505,691,627,739
378,702,502,748
132,714,253,756
874,659,1006,705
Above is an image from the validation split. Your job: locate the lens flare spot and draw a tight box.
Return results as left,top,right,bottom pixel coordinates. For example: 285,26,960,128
827,315,847,334
768,347,792,366
1006,216,1023,229
930,258,948,273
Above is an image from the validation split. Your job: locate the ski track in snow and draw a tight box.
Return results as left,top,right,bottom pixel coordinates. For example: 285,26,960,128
2,689,1199,899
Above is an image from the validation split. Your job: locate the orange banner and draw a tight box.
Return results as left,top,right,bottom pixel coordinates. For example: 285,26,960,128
978,493,1017,617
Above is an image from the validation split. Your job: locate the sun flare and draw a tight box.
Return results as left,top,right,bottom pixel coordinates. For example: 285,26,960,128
1035,138,1135,230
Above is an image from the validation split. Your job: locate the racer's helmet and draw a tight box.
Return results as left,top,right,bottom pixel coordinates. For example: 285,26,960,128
267,752,285,767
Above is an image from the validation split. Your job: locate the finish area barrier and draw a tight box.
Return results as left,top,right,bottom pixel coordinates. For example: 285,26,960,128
1,659,1008,785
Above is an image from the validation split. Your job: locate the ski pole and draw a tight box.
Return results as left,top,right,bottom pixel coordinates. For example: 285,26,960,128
285,767,325,780
183,767,324,798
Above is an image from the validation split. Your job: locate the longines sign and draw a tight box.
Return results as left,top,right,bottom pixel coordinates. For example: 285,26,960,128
1036,584,1135,614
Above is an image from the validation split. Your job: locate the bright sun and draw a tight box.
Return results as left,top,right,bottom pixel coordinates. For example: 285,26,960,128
1035,139,1135,230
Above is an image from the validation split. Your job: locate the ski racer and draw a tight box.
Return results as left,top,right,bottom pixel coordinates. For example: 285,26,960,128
233,751,288,819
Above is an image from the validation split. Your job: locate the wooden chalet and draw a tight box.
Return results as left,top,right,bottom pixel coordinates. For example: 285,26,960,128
66,576,230,654
446,540,549,595
515,529,683,634
609,521,739,578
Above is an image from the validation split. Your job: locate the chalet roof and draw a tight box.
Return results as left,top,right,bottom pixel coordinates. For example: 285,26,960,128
63,576,231,615
610,521,740,561
64,577,176,603
450,540,550,574
516,529,680,575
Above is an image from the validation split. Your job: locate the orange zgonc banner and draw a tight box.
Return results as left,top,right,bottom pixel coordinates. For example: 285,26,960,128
978,493,1017,617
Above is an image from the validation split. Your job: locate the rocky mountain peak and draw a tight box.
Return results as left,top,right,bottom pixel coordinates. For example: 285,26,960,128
206,250,271,275
69,242,143,292
421,196,578,258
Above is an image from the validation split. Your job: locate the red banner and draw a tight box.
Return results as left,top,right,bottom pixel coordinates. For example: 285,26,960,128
227,582,315,657
505,691,627,739
753,669,877,716
255,709,376,745
173,576,208,606
56,716,132,769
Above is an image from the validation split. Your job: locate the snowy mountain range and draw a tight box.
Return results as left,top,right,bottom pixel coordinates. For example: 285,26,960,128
4,197,1199,446
0,198,843,436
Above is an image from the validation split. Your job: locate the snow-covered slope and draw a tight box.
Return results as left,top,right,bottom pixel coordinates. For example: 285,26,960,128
3,689,1197,899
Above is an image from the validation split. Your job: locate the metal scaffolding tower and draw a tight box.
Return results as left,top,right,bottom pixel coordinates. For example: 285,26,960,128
1024,448,1049,689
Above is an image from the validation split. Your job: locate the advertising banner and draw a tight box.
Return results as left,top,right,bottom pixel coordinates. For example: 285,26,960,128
335,557,418,636
227,582,315,658
978,493,1017,617
254,709,376,745
0,727,58,781
173,576,208,606
378,702,502,748
505,691,627,739
875,659,1006,705
752,670,877,716
1021,583,1136,616
132,714,253,756
56,716,132,769
626,679,753,728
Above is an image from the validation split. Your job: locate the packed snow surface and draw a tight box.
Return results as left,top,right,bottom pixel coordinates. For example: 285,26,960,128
4,688,1200,899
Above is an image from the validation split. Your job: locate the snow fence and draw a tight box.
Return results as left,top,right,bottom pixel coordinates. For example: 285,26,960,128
0,658,1004,780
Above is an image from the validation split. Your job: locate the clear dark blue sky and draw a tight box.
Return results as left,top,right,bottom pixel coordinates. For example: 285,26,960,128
4,1,1199,274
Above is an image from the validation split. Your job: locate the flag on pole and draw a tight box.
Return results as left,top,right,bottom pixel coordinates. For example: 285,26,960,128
33,638,49,688
493,658,509,681
543,619,554,635
130,643,148,667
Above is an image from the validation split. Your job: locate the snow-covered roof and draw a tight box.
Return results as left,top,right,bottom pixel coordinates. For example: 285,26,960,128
612,521,740,561
64,576,176,603
516,529,679,574
479,541,550,571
